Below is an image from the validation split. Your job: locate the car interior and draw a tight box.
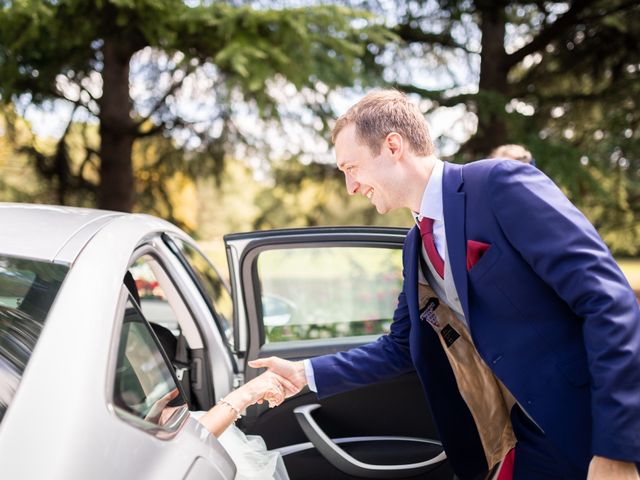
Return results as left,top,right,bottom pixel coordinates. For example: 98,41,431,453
124,242,232,410
221,230,455,480
123,269,204,411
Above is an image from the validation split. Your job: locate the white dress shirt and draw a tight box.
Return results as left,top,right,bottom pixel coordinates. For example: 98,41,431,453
414,158,446,258
415,159,466,322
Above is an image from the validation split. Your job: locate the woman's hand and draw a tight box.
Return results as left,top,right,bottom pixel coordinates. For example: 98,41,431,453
241,370,297,408
197,371,298,437
248,357,307,398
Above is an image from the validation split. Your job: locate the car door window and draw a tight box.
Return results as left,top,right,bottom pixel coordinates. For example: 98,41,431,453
129,255,181,335
164,236,234,350
113,295,187,431
0,256,68,425
256,246,403,343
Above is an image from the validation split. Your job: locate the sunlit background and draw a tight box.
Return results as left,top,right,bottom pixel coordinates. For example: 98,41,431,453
1,0,638,292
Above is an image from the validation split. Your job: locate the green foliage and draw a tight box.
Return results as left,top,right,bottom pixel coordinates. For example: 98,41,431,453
165,3,394,116
512,1,640,254
1,0,638,256
0,0,391,111
382,0,640,255
250,158,412,229
0,0,393,211
0,106,67,204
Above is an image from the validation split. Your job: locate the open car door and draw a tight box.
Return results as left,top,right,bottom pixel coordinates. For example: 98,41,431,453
224,227,454,480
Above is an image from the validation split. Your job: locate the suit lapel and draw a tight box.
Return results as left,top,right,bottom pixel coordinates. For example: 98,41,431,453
442,162,470,319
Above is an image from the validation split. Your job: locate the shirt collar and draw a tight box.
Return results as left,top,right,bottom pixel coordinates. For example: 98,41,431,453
414,158,444,223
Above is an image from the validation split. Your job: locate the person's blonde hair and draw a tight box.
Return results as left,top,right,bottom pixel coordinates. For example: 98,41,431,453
490,144,533,163
331,90,435,156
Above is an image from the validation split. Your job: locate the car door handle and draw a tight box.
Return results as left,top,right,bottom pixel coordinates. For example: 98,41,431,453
293,404,447,478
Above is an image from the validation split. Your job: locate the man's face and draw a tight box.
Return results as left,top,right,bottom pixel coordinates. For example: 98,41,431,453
334,123,400,214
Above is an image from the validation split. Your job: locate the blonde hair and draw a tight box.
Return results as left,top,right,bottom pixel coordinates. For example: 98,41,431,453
331,90,435,156
490,144,533,163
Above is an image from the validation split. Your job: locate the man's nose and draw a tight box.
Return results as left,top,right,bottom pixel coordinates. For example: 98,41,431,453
345,175,359,195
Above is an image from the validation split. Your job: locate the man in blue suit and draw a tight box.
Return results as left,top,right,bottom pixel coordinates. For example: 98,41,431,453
250,90,640,479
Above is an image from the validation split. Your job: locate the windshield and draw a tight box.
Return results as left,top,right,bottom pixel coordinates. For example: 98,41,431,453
0,256,68,425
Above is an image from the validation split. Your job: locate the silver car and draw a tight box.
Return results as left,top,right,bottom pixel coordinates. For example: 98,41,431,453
0,203,451,480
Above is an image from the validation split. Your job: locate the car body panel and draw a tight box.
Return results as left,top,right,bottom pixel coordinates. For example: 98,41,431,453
0,203,124,263
1,205,453,479
0,206,235,479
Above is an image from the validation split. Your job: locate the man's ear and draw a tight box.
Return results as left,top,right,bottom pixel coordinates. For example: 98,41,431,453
385,132,403,158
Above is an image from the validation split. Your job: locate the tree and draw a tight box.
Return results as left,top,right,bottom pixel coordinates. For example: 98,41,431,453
359,0,640,253
0,0,391,211
0,106,59,203
246,0,640,253
251,159,412,229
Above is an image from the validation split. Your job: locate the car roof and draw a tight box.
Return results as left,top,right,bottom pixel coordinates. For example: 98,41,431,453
0,203,125,264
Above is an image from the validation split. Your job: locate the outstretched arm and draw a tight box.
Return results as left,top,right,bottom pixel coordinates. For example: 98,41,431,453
249,235,417,399
196,370,296,437
247,356,308,396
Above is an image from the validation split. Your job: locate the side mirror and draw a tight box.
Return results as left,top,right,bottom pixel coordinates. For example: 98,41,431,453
262,294,296,327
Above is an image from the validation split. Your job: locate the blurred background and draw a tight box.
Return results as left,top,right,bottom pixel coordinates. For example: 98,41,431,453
0,0,638,292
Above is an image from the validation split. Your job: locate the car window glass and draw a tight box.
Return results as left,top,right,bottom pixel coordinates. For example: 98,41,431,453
167,237,234,349
0,256,68,425
129,255,180,336
113,296,186,428
256,247,403,343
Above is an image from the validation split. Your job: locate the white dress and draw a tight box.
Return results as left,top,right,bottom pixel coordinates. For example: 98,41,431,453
217,424,289,480
190,411,289,480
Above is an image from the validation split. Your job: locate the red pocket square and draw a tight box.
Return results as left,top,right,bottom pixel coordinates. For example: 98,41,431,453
467,240,491,271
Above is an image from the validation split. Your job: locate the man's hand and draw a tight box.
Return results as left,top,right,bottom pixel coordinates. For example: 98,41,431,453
587,456,640,479
241,370,296,408
248,356,307,398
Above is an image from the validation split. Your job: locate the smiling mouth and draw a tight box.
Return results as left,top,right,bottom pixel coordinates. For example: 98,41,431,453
365,188,374,200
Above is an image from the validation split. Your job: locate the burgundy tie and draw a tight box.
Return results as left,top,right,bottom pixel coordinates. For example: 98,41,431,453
419,217,444,279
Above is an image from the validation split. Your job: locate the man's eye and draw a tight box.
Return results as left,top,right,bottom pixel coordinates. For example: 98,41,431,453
346,166,354,173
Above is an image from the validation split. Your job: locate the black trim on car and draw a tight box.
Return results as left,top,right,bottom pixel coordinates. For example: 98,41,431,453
161,233,239,373
224,226,409,242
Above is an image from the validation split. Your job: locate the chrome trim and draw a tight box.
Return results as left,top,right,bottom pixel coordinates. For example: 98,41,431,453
293,404,447,478
276,435,443,456
112,404,190,440
104,285,189,441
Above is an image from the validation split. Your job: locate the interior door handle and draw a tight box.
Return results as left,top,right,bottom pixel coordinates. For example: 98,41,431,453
293,404,447,478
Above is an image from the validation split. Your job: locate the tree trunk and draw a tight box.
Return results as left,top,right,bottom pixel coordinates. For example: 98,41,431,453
98,36,136,212
465,2,509,159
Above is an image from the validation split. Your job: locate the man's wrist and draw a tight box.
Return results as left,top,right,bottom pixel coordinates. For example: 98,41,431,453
589,455,640,479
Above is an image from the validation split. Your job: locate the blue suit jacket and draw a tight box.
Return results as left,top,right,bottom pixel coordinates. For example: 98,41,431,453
311,160,640,479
